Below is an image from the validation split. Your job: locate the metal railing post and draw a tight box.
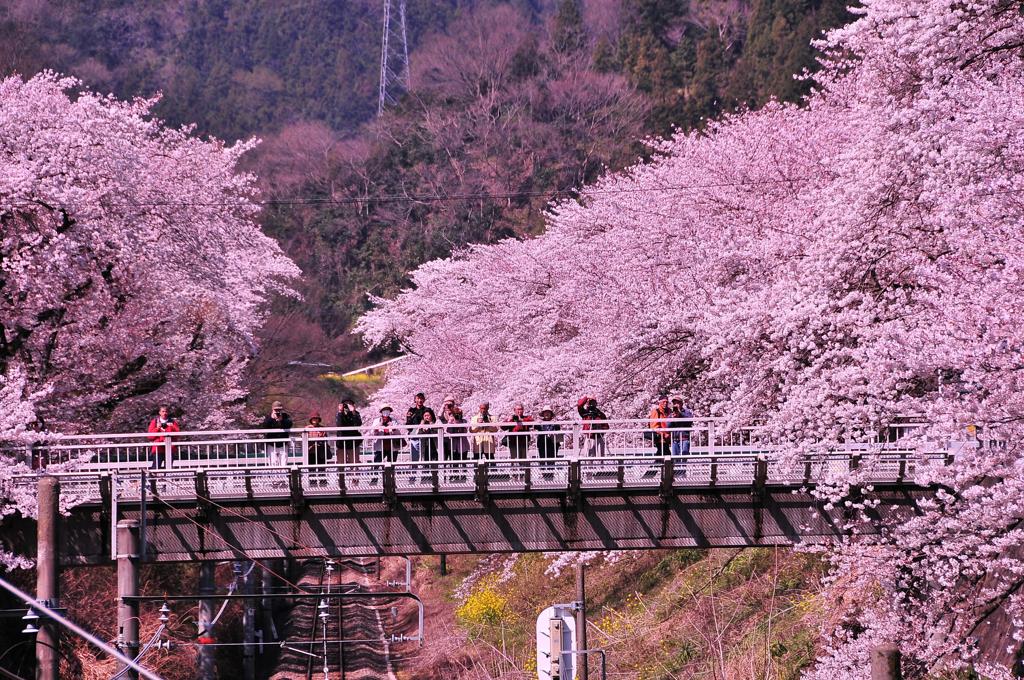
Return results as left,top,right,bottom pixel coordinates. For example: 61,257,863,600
164,434,173,470
707,420,716,456
300,431,309,466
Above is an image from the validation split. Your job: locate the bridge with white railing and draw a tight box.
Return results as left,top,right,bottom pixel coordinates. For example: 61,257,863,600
2,418,960,564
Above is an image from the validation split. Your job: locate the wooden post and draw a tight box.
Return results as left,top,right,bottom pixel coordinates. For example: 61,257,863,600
36,476,60,680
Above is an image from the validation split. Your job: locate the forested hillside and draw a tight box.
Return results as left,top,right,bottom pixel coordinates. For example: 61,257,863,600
1,0,852,389
249,0,854,390
0,0,462,139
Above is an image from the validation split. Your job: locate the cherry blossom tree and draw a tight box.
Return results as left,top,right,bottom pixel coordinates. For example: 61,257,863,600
359,0,1024,674
0,73,300,562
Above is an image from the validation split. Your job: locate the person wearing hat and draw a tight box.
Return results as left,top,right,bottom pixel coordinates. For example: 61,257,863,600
648,396,673,457
535,407,562,479
438,396,459,461
370,404,402,463
260,400,294,466
305,411,329,466
335,399,363,464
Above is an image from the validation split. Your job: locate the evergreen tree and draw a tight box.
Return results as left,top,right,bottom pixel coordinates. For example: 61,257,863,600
552,0,588,54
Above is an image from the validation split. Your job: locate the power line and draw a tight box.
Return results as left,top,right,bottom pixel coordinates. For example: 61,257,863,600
3,175,810,211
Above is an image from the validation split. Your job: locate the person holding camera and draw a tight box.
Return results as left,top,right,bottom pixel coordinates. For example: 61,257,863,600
577,395,609,457
260,401,293,466
502,403,534,460
147,405,180,469
335,399,363,464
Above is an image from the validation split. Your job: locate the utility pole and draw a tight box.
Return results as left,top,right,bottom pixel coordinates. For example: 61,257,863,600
378,0,410,114
576,563,589,680
262,564,277,650
116,520,140,680
870,645,902,680
198,563,217,679
36,476,60,680
243,563,257,680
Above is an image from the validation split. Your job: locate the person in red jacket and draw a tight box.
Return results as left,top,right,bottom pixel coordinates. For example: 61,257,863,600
147,405,179,468
648,396,673,456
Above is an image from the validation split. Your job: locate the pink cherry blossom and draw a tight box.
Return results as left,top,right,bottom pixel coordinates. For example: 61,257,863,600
359,0,1024,673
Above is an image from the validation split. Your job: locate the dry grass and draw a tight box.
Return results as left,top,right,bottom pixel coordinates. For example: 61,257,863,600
403,548,827,680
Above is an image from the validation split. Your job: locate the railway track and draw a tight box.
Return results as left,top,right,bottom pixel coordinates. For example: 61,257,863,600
269,558,402,680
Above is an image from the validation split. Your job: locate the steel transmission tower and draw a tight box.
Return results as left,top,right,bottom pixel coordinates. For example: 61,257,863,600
378,0,410,115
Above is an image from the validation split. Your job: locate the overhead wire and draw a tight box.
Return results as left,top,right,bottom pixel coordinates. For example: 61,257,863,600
109,625,165,680
146,490,305,593
2,176,811,211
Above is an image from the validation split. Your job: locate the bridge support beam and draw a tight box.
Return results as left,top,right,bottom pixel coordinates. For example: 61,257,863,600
198,562,217,679
36,476,60,680
116,520,140,679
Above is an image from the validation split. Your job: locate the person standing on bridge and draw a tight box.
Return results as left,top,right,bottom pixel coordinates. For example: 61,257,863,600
470,402,499,459
535,407,562,479
335,399,363,464
502,403,534,460
670,397,693,456
147,405,180,469
405,392,436,464
371,405,402,463
260,401,293,466
439,396,458,460
577,396,609,456
305,412,329,465
416,410,440,479
648,396,673,457
446,406,470,461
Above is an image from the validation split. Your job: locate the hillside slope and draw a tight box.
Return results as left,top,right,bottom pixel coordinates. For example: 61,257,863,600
405,549,829,679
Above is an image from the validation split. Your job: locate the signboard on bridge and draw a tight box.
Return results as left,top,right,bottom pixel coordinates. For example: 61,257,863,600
536,605,576,680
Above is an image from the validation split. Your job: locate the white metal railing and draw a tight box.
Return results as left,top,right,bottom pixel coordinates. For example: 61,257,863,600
3,417,964,474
